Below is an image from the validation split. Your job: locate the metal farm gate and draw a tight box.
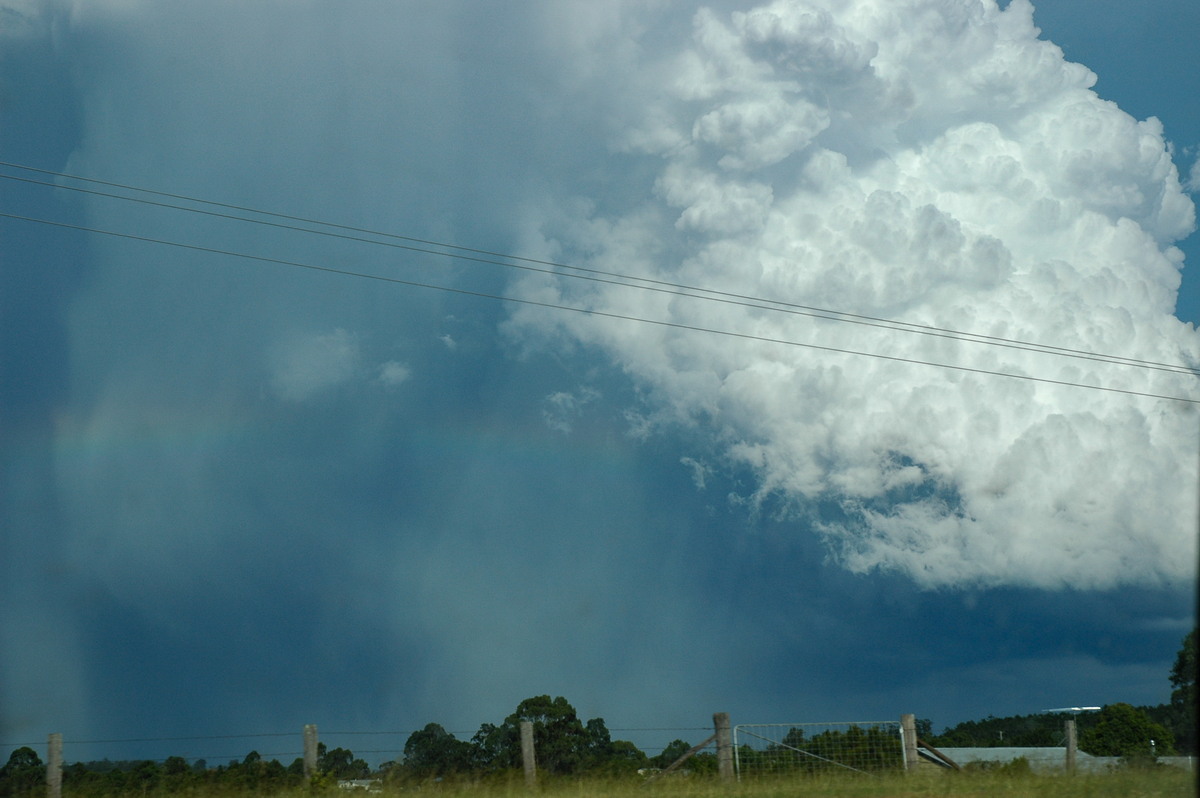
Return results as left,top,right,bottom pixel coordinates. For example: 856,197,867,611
733,721,905,779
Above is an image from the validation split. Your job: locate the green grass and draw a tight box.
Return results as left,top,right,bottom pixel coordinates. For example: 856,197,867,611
333,771,1190,798
56,768,1197,798
543,770,1193,798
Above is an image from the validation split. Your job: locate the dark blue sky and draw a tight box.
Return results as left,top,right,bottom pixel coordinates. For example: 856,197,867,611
1,0,1196,768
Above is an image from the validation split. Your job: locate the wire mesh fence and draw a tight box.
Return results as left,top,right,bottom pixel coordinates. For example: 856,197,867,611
0,727,715,771
733,721,905,778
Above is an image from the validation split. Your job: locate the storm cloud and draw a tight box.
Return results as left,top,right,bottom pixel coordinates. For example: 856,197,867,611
506,0,1199,589
1,0,1196,759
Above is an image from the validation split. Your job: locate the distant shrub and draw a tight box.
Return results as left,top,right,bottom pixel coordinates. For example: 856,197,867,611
997,756,1031,775
962,756,1029,775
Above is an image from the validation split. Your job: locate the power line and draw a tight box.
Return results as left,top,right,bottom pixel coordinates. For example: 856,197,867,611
44,733,298,745
2,161,1196,377
0,725,722,749
2,210,1197,405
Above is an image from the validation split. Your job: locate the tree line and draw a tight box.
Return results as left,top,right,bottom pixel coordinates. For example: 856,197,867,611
0,695,705,797
924,629,1196,758
0,743,368,797
385,694,695,780
736,724,903,775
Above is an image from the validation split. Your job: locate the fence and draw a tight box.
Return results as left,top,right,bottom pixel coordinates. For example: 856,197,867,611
733,720,906,778
18,711,1178,795
6,715,736,798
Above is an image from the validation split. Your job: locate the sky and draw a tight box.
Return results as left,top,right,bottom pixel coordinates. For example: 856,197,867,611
1,0,1198,768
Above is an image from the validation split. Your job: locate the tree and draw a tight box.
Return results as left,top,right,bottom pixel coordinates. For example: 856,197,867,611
160,756,196,792
127,760,161,793
481,695,591,775
1170,629,1196,703
0,747,44,796
470,722,510,771
319,746,369,779
650,739,693,769
403,723,473,778
513,695,587,774
583,717,612,765
602,740,648,775
1079,703,1174,758
1169,629,1196,753
929,712,1071,748
0,749,40,772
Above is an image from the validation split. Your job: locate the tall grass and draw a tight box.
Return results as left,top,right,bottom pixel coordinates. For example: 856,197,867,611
544,769,1192,798
194,769,1195,798
55,768,1196,798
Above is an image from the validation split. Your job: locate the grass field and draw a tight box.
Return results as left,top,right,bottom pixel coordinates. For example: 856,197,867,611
46,767,1198,797
314,770,1197,798
455,771,1190,798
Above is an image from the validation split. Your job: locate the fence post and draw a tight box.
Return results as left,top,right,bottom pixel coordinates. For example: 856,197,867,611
303,724,319,781
519,720,536,789
1064,719,1077,774
714,712,733,782
900,714,919,772
46,734,62,798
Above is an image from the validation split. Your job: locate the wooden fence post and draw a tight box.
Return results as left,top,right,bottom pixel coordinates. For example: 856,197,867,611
1064,719,1077,774
900,714,920,772
46,734,62,798
520,720,536,789
714,712,733,782
303,724,319,781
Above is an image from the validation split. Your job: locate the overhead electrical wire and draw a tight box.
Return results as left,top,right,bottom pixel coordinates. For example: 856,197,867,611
3,210,1196,406
1,163,1197,404
3,161,1196,378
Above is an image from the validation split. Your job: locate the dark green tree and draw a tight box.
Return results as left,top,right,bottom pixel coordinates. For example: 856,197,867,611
160,756,195,792
761,728,806,772
229,751,294,790
510,695,587,774
929,712,1068,748
602,740,649,775
127,760,161,793
0,747,44,796
403,723,473,778
474,695,593,775
469,722,511,771
650,739,693,769
1169,629,1196,753
582,717,612,765
318,746,369,779
1079,703,1174,758
0,749,41,772
687,750,718,774
374,697,656,779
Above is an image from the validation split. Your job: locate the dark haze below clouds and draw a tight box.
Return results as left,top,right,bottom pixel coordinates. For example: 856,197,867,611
0,0,1196,765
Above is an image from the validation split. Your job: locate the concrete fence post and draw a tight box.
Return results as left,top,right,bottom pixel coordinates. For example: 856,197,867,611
46,734,62,798
303,724,319,781
900,714,920,771
714,712,733,782
1064,719,1077,774
519,720,536,789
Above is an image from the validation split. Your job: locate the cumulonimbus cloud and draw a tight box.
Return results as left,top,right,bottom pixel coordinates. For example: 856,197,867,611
507,0,1200,590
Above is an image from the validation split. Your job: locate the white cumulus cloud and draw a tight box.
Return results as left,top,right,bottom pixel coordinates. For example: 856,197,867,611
1187,155,1200,194
508,0,1200,590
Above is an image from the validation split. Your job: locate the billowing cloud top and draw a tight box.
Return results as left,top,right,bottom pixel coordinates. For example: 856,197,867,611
506,0,1199,589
